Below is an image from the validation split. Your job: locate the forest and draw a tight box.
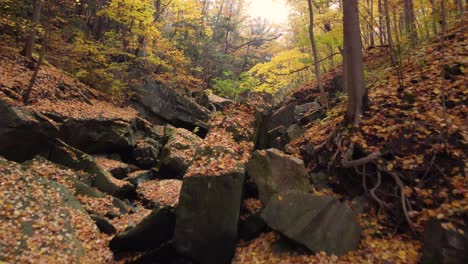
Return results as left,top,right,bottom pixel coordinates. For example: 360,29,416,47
0,0,466,263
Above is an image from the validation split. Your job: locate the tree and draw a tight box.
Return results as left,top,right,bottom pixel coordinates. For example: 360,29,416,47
403,0,417,43
307,0,327,108
22,0,42,59
343,0,367,125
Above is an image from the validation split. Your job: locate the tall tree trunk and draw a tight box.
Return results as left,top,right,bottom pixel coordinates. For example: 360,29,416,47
22,0,42,60
429,0,438,35
403,0,417,43
343,0,367,125
23,25,50,104
384,0,397,65
378,0,386,45
369,0,375,47
419,0,430,38
307,0,327,108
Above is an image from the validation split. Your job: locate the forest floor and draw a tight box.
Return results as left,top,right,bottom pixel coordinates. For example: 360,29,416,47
233,19,467,264
0,17,466,264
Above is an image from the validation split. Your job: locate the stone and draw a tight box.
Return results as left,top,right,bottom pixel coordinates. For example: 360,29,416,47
422,218,468,264
131,138,161,169
199,93,234,111
294,102,321,123
95,155,134,179
310,171,329,190
0,157,113,262
0,99,59,161
262,191,361,256
239,212,267,241
266,126,287,150
266,103,297,131
246,149,311,204
48,139,135,198
90,214,117,234
286,124,305,142
174,163,245,264
58,118,137,155
159,128,202,177
134,80,210,131
124,170,155,186
109,207,175,252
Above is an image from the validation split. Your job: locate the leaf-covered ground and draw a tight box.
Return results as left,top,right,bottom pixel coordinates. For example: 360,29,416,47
233,19,467,264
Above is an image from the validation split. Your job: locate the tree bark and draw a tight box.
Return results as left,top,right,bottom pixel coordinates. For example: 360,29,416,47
307,0,327,108
384,0,396,65
403,0,417,43
343,0,367,125
22,0,42,60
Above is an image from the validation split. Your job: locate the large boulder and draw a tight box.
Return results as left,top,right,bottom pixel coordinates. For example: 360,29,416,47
262,191,361,256
0,98,59,161
294,102,323,124
130,137,161,169
159,127,202,177
422,218,468,264
134,80,210,131
0,157,114,263
110,207,175,252
48,139,135,198
246,148,311,204
266,103,297,131
199,93,234,111
58,118,137,154
174,147,245,264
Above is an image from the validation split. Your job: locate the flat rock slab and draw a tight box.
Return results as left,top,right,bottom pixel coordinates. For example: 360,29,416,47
262,191,361,256
174,169,245,264
246,148,310,204
422,218,468,264
110,207,175,252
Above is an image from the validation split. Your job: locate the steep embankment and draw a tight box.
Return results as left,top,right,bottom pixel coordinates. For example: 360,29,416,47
234,20,467,263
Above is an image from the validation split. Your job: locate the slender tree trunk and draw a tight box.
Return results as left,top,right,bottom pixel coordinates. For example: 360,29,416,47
419,0,430,39
403,0,418,43
429,0,438,35
369,0,375,47
343,0,367,125
384,0,396,65
22,0,42,60
307,0,327,108
378,0,386,45
23,25,50,104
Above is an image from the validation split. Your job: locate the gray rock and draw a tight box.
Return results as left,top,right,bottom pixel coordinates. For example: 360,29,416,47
266,103,297,131
48,139,135,198
58,118,137,154
267,126,287,150
124,170,154,186
159,128,202,177
0,99,59,161
262,191,361,256
246,149,311,204
110,207,175,252
422,218,468,264
90,214,117,234
294,102,321,123
310,171,329,190
174,159,245,264
134,80,210,131
131,137,161,169
286,124,305,142
199,93,234,111
0,157,106,261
